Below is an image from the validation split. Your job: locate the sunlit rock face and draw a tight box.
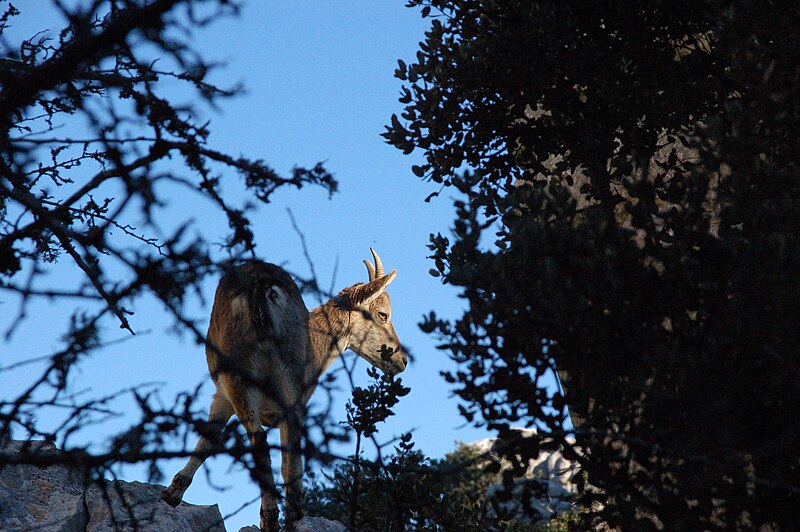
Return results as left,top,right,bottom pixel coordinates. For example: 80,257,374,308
0,440,224,532
466,428,581,523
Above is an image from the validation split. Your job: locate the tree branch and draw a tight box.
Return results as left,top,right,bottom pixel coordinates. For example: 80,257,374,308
1,180,134,333
0,0,184,121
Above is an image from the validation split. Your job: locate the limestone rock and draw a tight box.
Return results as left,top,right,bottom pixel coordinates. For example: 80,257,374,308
293,516,347,532
0,440,88,531
0,440,224,532
466,428,580,523
237,516,346,532
85,480,224,532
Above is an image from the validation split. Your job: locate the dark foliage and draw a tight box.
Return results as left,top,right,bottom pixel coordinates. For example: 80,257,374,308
306,434,582,531
338,365,411,529
311,368,576,530
387,0,800,529
313,368,579,531
306,435,498,531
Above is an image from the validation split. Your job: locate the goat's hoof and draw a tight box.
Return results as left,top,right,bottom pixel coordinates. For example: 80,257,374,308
160,487,182,508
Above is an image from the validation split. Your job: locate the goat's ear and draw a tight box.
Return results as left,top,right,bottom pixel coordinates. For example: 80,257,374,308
345,269,397,307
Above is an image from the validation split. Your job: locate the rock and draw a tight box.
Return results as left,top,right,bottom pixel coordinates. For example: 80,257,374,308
0,440,88,531
237,516,346,532
0,440,224,532
468,428,579,491
292,516,347,532
466,428,581,524
486,477,574,522
85,480,224,532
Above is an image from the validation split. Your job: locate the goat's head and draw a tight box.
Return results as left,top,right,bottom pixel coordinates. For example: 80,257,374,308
339,248,406,374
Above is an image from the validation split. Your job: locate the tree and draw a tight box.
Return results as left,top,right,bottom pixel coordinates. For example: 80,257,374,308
306,433,582,531
305,437,497,531
386,0,800,529
0,0,337,518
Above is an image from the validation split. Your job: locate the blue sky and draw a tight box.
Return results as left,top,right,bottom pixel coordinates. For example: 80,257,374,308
1,2,559,529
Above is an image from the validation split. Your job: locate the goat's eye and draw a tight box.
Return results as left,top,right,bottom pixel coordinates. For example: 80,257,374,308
378,311,389,321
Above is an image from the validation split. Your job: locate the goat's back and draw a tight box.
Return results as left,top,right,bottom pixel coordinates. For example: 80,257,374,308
205,261,310,386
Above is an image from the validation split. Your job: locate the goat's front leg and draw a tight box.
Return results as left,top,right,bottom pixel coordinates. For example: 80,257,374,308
162,391,234,507
280,405,305,527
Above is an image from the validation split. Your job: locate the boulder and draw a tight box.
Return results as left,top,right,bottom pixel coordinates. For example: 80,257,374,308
0,440,224,532
0,440,87,531
292,516,347,532
85,480,224,532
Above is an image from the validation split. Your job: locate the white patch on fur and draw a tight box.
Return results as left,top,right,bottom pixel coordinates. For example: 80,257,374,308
230,295,250,318
266,286,292,337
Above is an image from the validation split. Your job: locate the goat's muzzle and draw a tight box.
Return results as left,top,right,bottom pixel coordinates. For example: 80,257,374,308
389,350,408,374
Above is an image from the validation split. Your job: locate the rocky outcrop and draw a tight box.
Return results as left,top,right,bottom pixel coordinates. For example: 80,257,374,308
83,480,225,531
0,440,87,531
0,440,224,531
467,428,581,523
1,440,349,531
238,517,346,532
292,516,347,532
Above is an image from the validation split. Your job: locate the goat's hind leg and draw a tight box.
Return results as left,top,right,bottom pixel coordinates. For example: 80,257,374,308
162,391,234,507
237,414,280,532
280,404,305,527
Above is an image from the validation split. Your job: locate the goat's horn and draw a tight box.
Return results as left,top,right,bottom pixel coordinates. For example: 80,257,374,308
363,259,376,281
370,248,384,278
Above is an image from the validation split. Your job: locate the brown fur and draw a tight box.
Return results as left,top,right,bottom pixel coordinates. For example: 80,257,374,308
161,251,405,531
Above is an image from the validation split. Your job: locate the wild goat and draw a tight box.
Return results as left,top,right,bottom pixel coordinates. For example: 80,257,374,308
161,249,405,531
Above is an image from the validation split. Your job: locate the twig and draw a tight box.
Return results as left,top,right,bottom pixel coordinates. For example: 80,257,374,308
1,180,135,334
